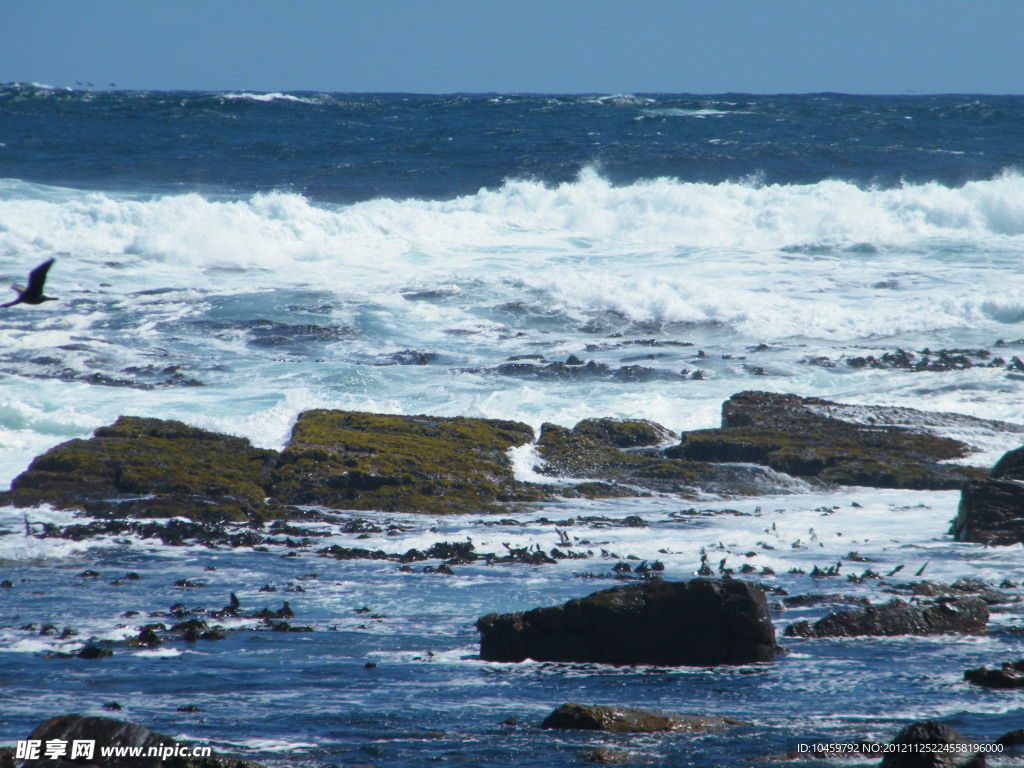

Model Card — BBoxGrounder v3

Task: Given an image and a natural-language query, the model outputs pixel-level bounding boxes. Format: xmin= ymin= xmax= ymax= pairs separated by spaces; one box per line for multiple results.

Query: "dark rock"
xmin=992 ymin=445 xmax=1024 ymax=479
xmin=667 ymin=391 xmax=999 ymax=490
xmin=0 ymin=416 xmax=283 ymax=522
xmin=19 ymin=714 xmax=266 ymax=767
xmin=477 ymin=578 xmax=779 ymax=666
xmin=964 ymin=659 xmax=1024 ymax=688
xmin=269 ymin=410 xmax=549 ymax=514
xmin=951 ymin=477 xmax=1024 ymax=545
xmin=781 ymin=593 xmax=870 ymax=608
xmin=880 ymin=720 xmax=985 ymax=767
xmin=951 ymin=443 xmax=1024 ymax=545
xmin=579 ymin=747 xmax=635 ymax=764
xmin=541 ymin=702 xmax=740 ymax=733
xmin=784 ymin=598 xmax=988 ymax=638
xmin=132 ymin=627 xmax=163 ymax=647
xmin=996 ymin=729 xmax=1024 ymax=746
xmin=76 ymin=644 xmax=113 ymax=659
xmin=894 ymin=579 xmax=1010 ymax=605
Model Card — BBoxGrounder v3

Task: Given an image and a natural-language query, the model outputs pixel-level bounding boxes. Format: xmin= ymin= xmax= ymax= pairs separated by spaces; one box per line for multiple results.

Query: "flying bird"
xmin=2 ymin=259 xmax=57 ymax=308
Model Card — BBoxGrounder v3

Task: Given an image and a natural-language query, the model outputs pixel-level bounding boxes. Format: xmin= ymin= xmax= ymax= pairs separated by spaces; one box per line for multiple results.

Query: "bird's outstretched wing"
xmin=24 ymin=259 xmax=55 ymax=299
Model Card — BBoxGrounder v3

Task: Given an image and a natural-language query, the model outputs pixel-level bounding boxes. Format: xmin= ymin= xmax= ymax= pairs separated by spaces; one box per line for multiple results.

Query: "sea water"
xmin=2 ymin=85 xmax=1024 ymax=765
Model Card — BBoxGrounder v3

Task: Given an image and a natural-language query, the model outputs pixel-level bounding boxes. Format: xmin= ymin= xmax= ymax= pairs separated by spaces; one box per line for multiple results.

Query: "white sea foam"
xmin=642 ymin=108 xmax=752 ymax=118
xmin=2 ymin=171 xmax=1024 ymax=485
xmin=214 ymin=738 xmax=317 ymax=753
xmin=220 ymin=92 xmax=320 ymax=105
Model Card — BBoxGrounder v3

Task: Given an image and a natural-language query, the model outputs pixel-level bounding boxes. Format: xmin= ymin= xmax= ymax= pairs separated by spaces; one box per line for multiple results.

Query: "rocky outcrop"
xmin=535 ymin=419 xmax=697 ymax=494
xmin=541 ymin=703 xmax=741 ymax=733
xmin=668 ymin=391 xmax=994 ymax=490
xmin=0 ymin=417 xmax=281 ymax=522
xmin=964 ymin=659 xmax=1024 ymax=688
xmin=18 ymin=714 xmax=265 ymax=768
xmin=534 ymin=417 xmax=799 ymax=497
xmin=476 ymin=578 xmax=779 ymax=666
xmin=4 ymin=394 xmax=1018 ymax=524
xmin=951 ymin=445 xmax=1024 ymax=545
xmin=784 ymin=597 xmax=988 ymax=638
xmin=0 ymin=411 xmax=554 ymax=519
xmin=268 ymin=410 xmax=549 ymax=514
xmin=880 ymin=720 xmax=985 ymax=768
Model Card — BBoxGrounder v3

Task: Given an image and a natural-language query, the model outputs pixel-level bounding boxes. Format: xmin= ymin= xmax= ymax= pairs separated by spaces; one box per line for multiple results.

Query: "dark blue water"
xmin=3 ymin=85 xmax=1023 ymax=202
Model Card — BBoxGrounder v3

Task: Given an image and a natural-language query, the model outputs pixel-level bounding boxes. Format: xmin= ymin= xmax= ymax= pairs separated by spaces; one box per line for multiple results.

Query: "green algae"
xmin=268 ymin=410 xmax=550 ymax=514
xmin=2 ymin=393 xmax=998 ymax=526
xmin=536 ymin=420 xmax=699 ymax=494
xmin=668 ymin=391 xmax=985 ymax=490
xmin=1 ymin=416 xmax=281 ymax=522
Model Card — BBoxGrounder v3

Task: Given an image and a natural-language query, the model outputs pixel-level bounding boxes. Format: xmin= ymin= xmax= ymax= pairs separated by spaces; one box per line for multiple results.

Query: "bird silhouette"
xmin=2 ymin=259 xmax=57 ymax=308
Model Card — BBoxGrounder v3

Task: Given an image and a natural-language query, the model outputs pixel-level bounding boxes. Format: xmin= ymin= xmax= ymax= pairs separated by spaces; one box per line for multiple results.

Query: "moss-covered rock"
xmin=570 ymin=418 xmax=676 ymax=449
xmin=0 ymin=417 xmax=281 ymax=522
xmin=268 ymin=410 xmax=549 ymax=514
xmin=535 ymin=420 xmax=699 ymax=494
xmin=668 ymin=391 xmax=988 ymax=490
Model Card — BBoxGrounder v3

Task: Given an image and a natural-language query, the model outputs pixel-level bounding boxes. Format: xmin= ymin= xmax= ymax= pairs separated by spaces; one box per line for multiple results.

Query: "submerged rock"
xmin=476 ymin=578 xmax=779 ymax=666
xmin=541 ymin=703 xmax=741 ymax=733
xmin=19 ymin=714 xmax=265 ymax=767
xmin=578 ymin=746 xmax=637 ymax=764
xmin=269 ymin=410 xmax=550 ymax=514
xmin=668 ymin=391 xmax=995 ymax=490
xmin=0 ymin=417 xmax=281 ymax=522
xmin=880 ymin=720 xmax=985 ymax=768
xmin=951 ymin=445 xmax=1024 ymax=545
xmin=784 ymin=597 xmax=988 ymax=638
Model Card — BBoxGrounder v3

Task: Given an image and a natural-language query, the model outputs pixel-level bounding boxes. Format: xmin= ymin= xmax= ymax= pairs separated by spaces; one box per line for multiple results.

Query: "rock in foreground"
xmin=18 ymin=714 xmax=264 ymax=768
xmin=541 ymin=703 xmax=741 ymax=733
xmin=784 ymin=598 xmax=988 ymax=638
xmin=880 ymin=720 xmax=985 ymax=768
xmin=477 ymin=579 xmax=779 ymax=666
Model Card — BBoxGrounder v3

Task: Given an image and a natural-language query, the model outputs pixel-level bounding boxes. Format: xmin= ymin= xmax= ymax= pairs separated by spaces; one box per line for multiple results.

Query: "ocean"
xmin=2 ymin=83 xmax=1024 ymax=766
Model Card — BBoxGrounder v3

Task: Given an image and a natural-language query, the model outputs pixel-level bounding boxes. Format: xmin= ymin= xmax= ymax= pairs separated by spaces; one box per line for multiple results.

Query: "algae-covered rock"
xmin=570 ymin=418 xmax=676 ymax=449
xmin=668 ymin=391 xmax=991 ymax=490
xmin=0 ymin=417 xmax=280 ymax=522
xmin=536 ymin=420 xmax=698 ymax=494
xmin=269 ymin=410 xmax=549 ymax=514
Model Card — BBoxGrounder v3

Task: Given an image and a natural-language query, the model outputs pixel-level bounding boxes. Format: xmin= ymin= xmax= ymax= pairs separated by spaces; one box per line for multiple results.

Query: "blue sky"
xmin=4 ymin=1 xmax=1023 ymax=94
